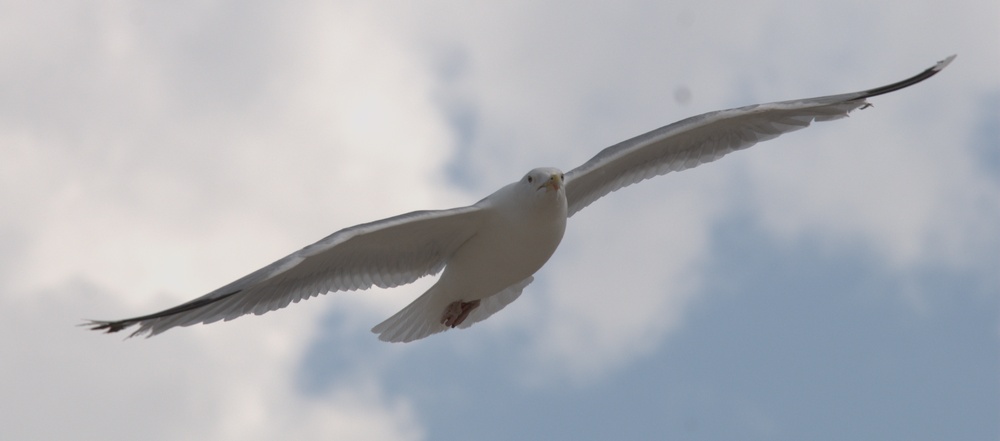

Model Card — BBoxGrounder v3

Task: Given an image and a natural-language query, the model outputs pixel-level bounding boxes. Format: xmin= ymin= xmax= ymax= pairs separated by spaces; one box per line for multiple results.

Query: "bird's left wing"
xmin=87 ymin=205 xmax=486 ymax=337
xmin=564 ymin=55 xmax=955 ymax=217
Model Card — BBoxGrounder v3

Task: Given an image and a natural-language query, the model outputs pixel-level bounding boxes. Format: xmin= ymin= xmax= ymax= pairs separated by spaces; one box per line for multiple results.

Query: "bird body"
xmin=438 ymin=170 xmax=567 ymax=304
xmin=87 ymin=56 xmax=955 ymax=343
xmin=372 ymin=169 xmax=567 ymax=341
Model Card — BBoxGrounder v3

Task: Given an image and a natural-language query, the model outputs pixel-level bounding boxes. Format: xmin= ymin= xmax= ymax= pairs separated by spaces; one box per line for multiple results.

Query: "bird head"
xmin=524 ymin=168 xmax=564 ymax=193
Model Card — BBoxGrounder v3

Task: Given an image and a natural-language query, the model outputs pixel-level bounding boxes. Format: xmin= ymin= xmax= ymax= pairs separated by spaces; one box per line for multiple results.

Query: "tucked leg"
xmin=441 ymin=300 xmax=481 ymax=328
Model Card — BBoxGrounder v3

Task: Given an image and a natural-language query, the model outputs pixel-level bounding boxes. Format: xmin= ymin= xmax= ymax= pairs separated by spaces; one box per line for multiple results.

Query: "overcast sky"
xmin=2 ymin=1 xmax=997 ymax=440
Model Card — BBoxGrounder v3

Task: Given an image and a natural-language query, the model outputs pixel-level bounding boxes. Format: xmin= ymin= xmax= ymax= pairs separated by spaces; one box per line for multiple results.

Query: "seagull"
xmin=87 ymin=56 xmax=955 ymax=343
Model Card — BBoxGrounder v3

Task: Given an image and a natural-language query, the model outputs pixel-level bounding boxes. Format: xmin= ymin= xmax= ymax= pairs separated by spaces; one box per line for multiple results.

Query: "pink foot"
xmin=441 ymin=300 xmax=481 ymax=328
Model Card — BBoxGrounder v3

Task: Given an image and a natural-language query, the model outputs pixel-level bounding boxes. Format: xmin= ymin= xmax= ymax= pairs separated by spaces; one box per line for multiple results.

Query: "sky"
xmin=1 ymin=1 xmax=997 ymax=440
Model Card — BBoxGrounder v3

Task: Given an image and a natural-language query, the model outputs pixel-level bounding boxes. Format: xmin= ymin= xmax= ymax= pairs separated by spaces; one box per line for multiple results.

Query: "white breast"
xmin=435 ymin=179 xmax=568 ymax=302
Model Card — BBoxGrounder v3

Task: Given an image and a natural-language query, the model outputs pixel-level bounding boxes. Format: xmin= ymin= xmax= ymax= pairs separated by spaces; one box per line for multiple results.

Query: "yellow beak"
xmin=541 ymin=173 xmax=562 ymax=192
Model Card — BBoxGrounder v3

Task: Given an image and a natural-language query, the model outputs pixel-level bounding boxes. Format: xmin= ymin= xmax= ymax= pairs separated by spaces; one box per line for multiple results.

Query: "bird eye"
xmin=560 ymin=173 xmax=564 ymax=181
xmin=527 ymin=176 xmax=533 ymax=183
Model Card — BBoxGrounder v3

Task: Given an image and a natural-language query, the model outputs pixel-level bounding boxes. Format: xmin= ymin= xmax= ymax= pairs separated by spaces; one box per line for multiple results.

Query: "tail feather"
xmin=456 ymin=276 xmax=532 ymax=329
xmin=371 ymin=288 xmax=449 ymax=343
xmin=371 ymin=276 xmax=534 ymax=343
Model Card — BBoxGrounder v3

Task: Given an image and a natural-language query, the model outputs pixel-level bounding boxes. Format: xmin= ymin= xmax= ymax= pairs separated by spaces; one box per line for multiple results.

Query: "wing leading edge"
xmin=564 ymin=55 xmax=955 ymax=217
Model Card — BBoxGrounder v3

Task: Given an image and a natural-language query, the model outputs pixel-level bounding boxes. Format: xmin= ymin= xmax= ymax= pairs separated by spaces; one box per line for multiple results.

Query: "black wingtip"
xmin=82 ymin=289 xmax=244 ymax=338
xmin=859 ymin=55 xmax=956 ymax=99
xmin=81 ymin=319 xmax=135 ymax=334
xmin=933 ymin=54 xmax=957 ymax=72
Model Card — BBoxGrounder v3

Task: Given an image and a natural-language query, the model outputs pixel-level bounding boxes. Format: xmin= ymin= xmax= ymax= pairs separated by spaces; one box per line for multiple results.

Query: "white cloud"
xmin=378 ymin=0 xmax=999 ymax=381
xmin=742 ymin=68 xmax=1000 ymax=272
xmin=527 ymin=172 xmax=728 ymax=382
xmin=2 ymin=1 xmax=997 ymax=438
xmin=0 ymin=280 xmax=422 ymax=441
xmin=0 ymin=1 xmax=459 ymax=439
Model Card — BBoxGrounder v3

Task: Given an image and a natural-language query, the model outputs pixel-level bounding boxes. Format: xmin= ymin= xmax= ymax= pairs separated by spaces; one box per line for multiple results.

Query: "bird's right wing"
xmin=87 ymin=205 xmax=487 ymax=337
xmin=564 ymin=55 xmax=955 ymax=217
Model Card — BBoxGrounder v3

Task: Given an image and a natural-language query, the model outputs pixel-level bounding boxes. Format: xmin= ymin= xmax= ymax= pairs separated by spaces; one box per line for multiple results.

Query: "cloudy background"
xmin=2 ymin=1 xmax=997 ymax=440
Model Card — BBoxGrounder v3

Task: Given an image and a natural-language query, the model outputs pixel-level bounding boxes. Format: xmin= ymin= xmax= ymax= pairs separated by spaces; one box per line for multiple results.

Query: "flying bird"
xmin=87 ymin=56 xmax=955 ymax=343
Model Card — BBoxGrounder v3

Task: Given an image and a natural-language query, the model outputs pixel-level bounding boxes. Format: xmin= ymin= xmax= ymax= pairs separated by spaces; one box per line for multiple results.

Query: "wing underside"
xmin=87 ymin=206 xmax=486 ymax=337
xmin=564 ymin=55 xmax=955 ymax=216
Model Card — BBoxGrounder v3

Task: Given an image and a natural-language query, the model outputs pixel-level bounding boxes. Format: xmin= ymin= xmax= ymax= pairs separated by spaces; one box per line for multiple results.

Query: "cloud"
xmin=1 ymin=279 xmax=422 ymax=441
xmin=0 ymin=1 xmax=459 ymax=439
xmin=315 ymin=1 xmax=995 ymax=437
xmin=384 ymin=0 xmax=998 ymax=382
xmin=3 ymin=1 xmax=997 ymax=439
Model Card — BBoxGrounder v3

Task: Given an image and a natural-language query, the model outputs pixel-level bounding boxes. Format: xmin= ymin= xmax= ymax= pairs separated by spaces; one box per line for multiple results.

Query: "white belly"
xmin=435 ymin=204 xmax=566 ymax=302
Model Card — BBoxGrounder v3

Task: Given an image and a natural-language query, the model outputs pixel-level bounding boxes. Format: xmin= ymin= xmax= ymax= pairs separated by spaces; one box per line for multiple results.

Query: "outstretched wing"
xmin=564 ymin=55 xmax=955 ymax=217
xmin=87 ymin=206 xmax=486 ymax=337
